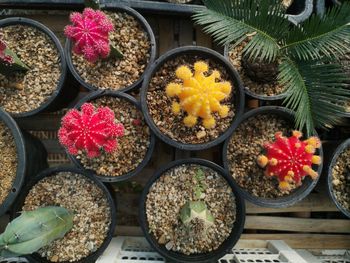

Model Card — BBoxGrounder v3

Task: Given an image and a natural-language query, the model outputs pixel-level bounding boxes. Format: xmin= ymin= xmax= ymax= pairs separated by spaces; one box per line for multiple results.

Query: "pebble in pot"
xmin=223 ymin=106 xmax=323 ymax=208
xmin=327 ymin=139 xmax=350 ymax=218
xmin=0 ymin=17 xmax=74 ymax=117
xmin=0 ymin=108 xmax=48 ymax=217
xmin=141 ymin=46 xmax=244 ymax=151
xmin=140 ymin=159 xmax=245 ymax=263
xmin=61 ymin=91 xmax=155 ymax=182
xmin=11 ymin=167 xmax=116 ymax=263
xmin=65 ymin=4 xmax=156 ymax=92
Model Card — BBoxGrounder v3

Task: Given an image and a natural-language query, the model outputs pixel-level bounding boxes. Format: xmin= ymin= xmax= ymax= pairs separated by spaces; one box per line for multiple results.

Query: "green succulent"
xmin=0 ymin=206 xmax=73 ymax=258
xmin=193 ymin=0 xmax=350 ymax=135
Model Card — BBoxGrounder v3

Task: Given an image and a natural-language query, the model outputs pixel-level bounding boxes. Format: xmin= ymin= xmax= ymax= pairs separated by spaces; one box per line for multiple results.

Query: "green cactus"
xmin=180 ymin=201 xmax=214 ymax=226
xmin=0 ymin=206 xmax=73 ymax=258
xmin=193 ymin=168 xmax=207 ymax=200
xmin=0 ymin=38 xmax=29 ymax=79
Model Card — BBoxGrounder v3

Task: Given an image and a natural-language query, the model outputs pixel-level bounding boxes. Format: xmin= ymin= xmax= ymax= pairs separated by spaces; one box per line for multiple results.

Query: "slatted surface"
xmin=0 ymin=8 xmax=349 ymax=251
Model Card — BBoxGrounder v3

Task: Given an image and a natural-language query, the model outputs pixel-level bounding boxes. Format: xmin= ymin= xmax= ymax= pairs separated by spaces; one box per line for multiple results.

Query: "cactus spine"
xmin=0 ymin=206 xmax=73 ymax=258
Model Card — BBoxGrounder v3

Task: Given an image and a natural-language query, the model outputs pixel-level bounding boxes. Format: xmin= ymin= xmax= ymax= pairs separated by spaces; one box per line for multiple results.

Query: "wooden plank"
xmin=16 ymin=114 xmax=63 ymax=131
xmin=158 ymin=17 xmax=176 ymax=55
xmin=178 ymin=19 xmax=193 ymax=46
xmin=115 ymin=225 xmax=143 ymax=236
xmin=245 ymin=193 xmax=338 ymax=213
xmin=195 ymin=25 xmax=212 ymax=48
xmin=245 ymin=216 xmax=350 ymax=233
xmin=241 ymin=234 xmax=350 ymax=249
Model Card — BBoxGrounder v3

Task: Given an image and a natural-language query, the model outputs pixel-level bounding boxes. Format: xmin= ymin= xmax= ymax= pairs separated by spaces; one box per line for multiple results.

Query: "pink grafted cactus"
xmin=0 ymin=39 xmax=13 ymax=64
xmin=64 ymin=8 xmax=115 ymax=63
xmin=58 ymin=103 xmax=124 ymax=158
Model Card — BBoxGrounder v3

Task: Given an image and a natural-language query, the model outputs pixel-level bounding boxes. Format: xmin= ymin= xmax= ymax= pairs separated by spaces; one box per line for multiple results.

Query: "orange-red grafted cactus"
xmin=64 ymin=8 xmax=117 ymax=63
xmin=58 ymin=103 xmax=124 ymax=158
xmin=257 ymin=131 xmax=322 ymax=192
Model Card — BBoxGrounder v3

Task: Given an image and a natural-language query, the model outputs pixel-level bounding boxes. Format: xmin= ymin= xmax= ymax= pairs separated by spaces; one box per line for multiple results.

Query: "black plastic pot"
xmin=68 ymin=90 xmax=156 ymax=182
xmin=222 ymin=106 xmax=323 ymax=208
xmin=223 ymin=45 xmax=289 ymax=101
xmin=65 ymin=4 xmax=156 ymax=93
xmin=0 ymin=17 xmax=79 ymax=118
xmin=139 ymin=158 xmax=246 ymax=263
xmin=326 ymin=139 xmax=350 ymax=218
xmin=141 ymin=46 xmax=245 ymax=151
xmin=0 ymin=108 xmax=48 ymax=217
xmin=10 ymin=166 xmax=117 ymax=263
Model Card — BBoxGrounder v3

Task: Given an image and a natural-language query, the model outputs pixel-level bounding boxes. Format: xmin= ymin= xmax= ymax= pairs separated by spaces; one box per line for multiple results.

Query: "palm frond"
xmin=193 ymin=0 xmax=290 ymax=62
xmin=284 ymin=2 xmax=350 ymax=60
xmin=280 ymin=57 xmax=350 ymax=135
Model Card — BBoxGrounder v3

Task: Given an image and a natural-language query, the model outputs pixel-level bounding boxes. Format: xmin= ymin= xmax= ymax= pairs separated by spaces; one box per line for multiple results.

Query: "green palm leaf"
xmin=280 ymin=57 xmax=350 ymax=135
xmin=284 ymin=2 xmax=350 ymax=60
xmin=193 ymin=0 xmax=290 ymax=62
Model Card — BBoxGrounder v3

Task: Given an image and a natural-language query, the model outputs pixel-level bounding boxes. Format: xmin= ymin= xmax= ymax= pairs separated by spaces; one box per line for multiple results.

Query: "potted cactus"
xmin=65 ymin=2 xmax=156 ymax=92
xmin=0 ymin=108 xmax=47 ymax=217
xmin=141 ymin=46 xmax=244 ymax=150
xmin=223 ymin=106 xmax=323 ymax=207
xmin=139 ymin=159 xmax=245 ymax=263
xmin=11 ymin=167 xmax=116 ymax=262
xmin=0 ymin=206 xmax=73 ymax=258
xmin=0 ymin=17 xmax=74 ymax=117
xmin=59 ymin=91 xmax=155 ymax=182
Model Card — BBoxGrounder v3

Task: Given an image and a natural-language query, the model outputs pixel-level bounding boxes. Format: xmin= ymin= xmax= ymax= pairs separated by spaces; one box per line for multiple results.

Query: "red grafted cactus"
xmin=58 ymin=103 xmax=124 ymax=158
xmin=257 ymin=131 xmax=322 ymax=192
xmin=64 ymin=8 xmax=121 ymax=63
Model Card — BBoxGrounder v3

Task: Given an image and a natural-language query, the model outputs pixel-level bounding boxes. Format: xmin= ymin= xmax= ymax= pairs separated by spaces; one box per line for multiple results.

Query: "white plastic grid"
xmin=297 ymin=249 xmax=350 ymax=263
xmin=96 ymin=237 xmax=309 ymax=263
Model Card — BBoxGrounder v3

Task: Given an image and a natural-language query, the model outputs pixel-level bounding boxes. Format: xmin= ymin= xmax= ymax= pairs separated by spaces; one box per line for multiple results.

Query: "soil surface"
xmin=72 ymin=11 xmax=151 ymax=90
xmin=146 ymin=164 xmax=236 ymax=255
xmin=331 ymin=147 xmax=350 ymax=213
xmin=0 ymin=121 xmax=17 ymax=205
xmin=23 ymin=172 xmax=111 ymax=262
xmin=0 ymin=25 xmax=61 ymax=114
xmin=76 ymin=96 xmax=151 ymax=177
xmin=147 ymin=55 xmax=236 ymax=145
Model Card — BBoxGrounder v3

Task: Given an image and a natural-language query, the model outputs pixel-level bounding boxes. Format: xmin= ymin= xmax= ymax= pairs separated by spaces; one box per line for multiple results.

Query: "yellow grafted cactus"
xmin=165 ymin=61 xmax=232 ymax=129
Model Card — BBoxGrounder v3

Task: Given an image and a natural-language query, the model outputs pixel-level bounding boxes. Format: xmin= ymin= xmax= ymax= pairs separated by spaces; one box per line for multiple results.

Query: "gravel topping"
xmin=146 ymin=55 xmax=235 ymax=144
xmin=23 ymin=172 xmax=111 ymax=262
xmin=228 ymin=40 xmax=285 ymax=97
xmin=72 ymin=11 xmax=151 ymax=90
xmin=0 ymin=121 xmax=17 ymax=204
xmin=226 ymin=114 xmax=296 ymax=198
xmin=76 ymin=96 xmax=150 ymax=177
xmin=146 ymin=164 xmax=236 ymax=255
xmin=0 ymin=25 xmax=61 ymax=114
xmin=331 ymin=147 xmax=350 ymax=212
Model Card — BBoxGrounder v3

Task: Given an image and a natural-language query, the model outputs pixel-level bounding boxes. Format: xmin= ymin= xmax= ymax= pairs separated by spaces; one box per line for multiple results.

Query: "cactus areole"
xmin=0 ymin=206 xmax=73 ymax=258
xmin=257 ymin=131 xmax=322 ymax=192
xmin=58 ymin=103 xmax=125 ymax=158
xmin=65 ymin=8 xmax=123 ymax=63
